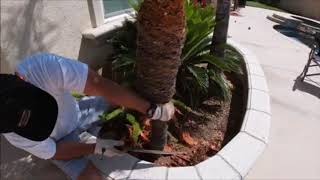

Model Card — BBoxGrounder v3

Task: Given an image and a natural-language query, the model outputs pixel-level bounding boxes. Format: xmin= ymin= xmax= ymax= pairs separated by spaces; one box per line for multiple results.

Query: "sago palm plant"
xmin=108 ymin=0 xmax=241 ymax=108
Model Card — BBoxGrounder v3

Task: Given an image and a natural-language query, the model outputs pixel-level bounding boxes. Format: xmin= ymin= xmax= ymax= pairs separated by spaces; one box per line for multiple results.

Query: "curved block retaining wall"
xmin=89 ymin=39 xmax=271 ymax=180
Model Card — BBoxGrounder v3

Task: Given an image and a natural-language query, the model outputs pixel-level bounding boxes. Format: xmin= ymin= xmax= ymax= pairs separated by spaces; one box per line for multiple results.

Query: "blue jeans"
xmin=51 ymin=96 xmax=109 ymax=180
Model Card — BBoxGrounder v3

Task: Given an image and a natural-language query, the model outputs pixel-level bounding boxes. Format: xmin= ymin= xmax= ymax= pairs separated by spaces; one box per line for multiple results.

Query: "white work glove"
xmin=94 ymin=138 xmax=125 ymax=157
xmin=151 ymin=102 xmax=175 ymax=122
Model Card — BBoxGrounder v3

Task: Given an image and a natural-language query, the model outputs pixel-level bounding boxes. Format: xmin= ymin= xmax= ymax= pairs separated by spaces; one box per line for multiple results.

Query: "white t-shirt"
xmin=3 ymin=53 xmax=88 ymax=160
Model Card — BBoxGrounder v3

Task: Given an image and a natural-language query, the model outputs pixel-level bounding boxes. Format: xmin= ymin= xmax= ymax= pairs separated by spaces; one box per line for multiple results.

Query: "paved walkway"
xmin=228 ymin=7 xmax=320 ymax=179
xmin=0 ymin=137 xmax=67 ymax=179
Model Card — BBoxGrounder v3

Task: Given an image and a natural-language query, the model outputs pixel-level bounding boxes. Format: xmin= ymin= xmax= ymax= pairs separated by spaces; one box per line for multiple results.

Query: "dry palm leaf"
xmin=181 ymin=132 xmax=198 ymax=147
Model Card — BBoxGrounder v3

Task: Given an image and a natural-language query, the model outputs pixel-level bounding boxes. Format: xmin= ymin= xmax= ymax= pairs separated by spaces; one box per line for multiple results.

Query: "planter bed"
xmin=89 ymin=39 xmax=271 ymax=180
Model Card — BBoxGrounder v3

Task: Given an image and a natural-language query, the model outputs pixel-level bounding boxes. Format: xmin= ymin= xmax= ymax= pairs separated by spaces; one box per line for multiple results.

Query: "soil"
xmin=154 ymin=98 xmax=230 ymax=166
xmin=151 ymin=72 xmax=247 ymax=167
xmin=99 ymin=72 xmax=247 ymax=167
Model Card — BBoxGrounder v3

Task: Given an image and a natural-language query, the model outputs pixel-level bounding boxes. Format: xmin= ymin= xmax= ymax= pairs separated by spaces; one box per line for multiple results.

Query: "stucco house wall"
xmin=1 ymin=0 xmax=112 ymax=74
xmin=278 ymin=0 xmax=320 ymax=21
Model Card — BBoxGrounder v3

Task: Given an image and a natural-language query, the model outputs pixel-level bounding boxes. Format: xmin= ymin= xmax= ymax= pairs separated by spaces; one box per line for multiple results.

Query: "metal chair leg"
xmin=301 ymin=48 xmax=316 ymax=82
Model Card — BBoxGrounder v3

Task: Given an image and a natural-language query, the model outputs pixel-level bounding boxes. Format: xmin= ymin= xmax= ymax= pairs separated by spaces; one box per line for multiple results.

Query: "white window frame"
xmin=87 ymin=0 xmax=105 ymax=28
xmin=84 ymin=0 xmax=134 ymax=39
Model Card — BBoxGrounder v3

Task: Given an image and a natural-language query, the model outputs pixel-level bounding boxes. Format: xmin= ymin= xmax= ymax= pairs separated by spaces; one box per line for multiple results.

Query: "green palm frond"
xmin=128 ymin=0 xmax=143 ymax=12
xmin=100 ymin=108 xmax=124 ymax=121
xmin=182 ymin=36 xmax=212 ymax=62
xmin=172 ymin=99 xmax=192 ymax=112
xmin=209 ymin=70 xmax=232 ymax=101
xmin=183 ymin=1 xmax=215 ymax=62
xmin=187 ymin=66 xmax=209 ymax=93
xmin=126 ymin=113 xmax=142 ymax=143
xmin=100 ymin=108 xmax=142 ymax=143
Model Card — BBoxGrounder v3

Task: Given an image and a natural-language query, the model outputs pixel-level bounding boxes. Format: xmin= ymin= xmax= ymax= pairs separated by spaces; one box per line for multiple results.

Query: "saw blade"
xmin=127 ymin=149 xmax=180 ymax=155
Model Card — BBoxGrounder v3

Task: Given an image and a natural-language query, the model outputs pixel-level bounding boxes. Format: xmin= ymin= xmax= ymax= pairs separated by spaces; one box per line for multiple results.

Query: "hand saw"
xmin=126 ymin=148 xmax=181 ymax=156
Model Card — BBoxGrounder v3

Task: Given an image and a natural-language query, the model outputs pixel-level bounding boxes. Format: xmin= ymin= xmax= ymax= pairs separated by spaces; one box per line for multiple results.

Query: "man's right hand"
xmin=94 ymin=139 xmax=125 ymax=157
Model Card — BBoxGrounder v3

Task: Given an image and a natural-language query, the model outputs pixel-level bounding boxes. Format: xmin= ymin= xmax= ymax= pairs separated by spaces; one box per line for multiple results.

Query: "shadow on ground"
xmin=293 ymin=76 xmax=320 ymax=99
xmin=0 ymin=136 xmax=67 ymax=180
xmin=273 ymin=25 xmax=315 ymax=48
xmin=291 ymin=16 xmax=320 ymax=29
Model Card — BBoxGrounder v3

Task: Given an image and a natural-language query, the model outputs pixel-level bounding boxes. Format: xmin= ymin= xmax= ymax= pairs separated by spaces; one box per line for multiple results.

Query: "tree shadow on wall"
xmin=1 ymin=0 xmax=58 ymax=73
xmin=78 ymin=36 xmax=114 ymax=72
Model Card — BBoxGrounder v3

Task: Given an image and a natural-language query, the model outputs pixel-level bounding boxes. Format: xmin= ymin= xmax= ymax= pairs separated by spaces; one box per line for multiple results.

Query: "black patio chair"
xmin=300 ymin=32 xmax=320 ymax=82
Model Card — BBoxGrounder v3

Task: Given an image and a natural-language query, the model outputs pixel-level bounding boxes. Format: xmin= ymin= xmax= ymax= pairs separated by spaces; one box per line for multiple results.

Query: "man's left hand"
xmin=151 ymin=102 xmax=175 ymax=122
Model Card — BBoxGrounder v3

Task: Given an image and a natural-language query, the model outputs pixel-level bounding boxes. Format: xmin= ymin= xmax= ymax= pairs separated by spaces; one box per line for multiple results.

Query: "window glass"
xmin=103 ymin=0 xmax=131 ymax=17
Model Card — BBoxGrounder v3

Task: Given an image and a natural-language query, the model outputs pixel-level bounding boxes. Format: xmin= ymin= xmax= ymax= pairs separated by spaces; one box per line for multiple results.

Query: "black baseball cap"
xmin=0 ymin=74 xmax=58 ymax=141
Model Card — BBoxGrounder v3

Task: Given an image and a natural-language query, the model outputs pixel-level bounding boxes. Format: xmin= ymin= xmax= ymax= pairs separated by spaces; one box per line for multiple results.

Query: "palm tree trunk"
xmin=233 ymin=0 xmax=239 ymax=11
xmin=136 ymin=0 xmax=186 ymax=150
xmin=212 ymin=0 xmax=231 ymax=58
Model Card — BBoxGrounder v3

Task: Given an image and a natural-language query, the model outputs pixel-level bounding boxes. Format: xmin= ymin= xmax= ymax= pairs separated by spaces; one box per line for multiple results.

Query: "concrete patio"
xmin=1 ymin=6 xmax=320 ymax=180
xmin=228 ymin=7 xmax=320 ymax=179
